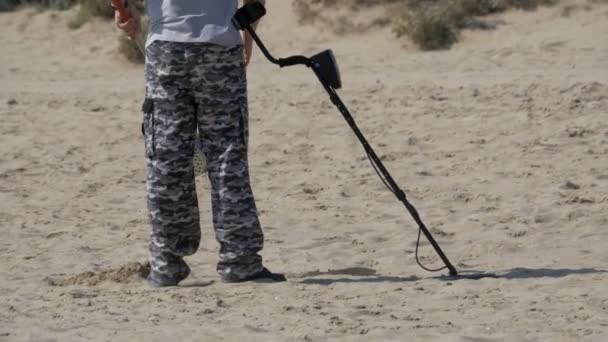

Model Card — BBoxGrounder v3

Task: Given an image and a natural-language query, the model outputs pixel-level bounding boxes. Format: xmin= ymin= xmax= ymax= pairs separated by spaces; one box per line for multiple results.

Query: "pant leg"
xmin=144 ymin=41 xmax=200 ymax=285
xmin=191 ymin=43 xmax=264 ymax=281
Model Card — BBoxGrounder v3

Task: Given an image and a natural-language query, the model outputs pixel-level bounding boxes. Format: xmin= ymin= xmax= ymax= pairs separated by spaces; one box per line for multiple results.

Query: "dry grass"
xmin=79 ymin=0 xmax=113 ymax=18
xmin=117 ymin=17 xmax=147 ymax=64
xmin=68 ymin=0 xmax=118 ymax=29
xmin=294 ymin=0 xmax=559 ymax=50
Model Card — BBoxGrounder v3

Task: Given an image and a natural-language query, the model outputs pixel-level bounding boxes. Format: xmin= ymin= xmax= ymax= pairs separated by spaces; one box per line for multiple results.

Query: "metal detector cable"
xmin=346 ymin=91 xmax=447 ymax=273
xmin=414 ymin=223 xmax=447 ymax=272
xmin=364 ymin=146 xmax=447 ymax=273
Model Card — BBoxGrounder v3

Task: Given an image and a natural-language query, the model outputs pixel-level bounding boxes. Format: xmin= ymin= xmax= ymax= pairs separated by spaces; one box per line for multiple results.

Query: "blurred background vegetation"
xmin=1 ymin=0 xmax=559 ymax=58
xmin=1 ymin=0 xmax=75 ymax=11
xmin=294 ymin=0 xmax=558 ymax=50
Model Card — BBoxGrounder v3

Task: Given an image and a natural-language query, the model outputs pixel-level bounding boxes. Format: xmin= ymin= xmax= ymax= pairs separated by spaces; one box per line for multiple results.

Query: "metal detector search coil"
xmin=234 ymin=1 xmax=458 ymax=276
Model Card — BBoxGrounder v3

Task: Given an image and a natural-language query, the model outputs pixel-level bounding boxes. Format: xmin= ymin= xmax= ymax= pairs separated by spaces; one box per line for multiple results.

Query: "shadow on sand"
xmin=298 ymin=267 xmax=608 ymax=285
xmin=297 ymin=267 xmax=420 ymax=285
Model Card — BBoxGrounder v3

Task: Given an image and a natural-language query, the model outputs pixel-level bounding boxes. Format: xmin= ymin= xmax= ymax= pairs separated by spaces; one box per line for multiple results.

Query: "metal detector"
xmin=234 ymin=2 xmax=458 ymax=276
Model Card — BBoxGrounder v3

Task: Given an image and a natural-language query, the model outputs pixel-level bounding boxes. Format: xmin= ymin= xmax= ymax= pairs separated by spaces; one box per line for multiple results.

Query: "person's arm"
xmin=242 ymin=0 xmax=265 ymax=66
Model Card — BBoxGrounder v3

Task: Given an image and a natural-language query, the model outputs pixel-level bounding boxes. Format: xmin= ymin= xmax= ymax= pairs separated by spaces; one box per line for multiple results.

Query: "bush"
xmin=400 ymin=0 xmax=558 ymax=49
xmin=295 ymin=0 xmax=559 ymax=50
xmin=66 ymin=3 xmax=89 ymax=28
xmin=399 ymin=13 xmax=457 ymax=51
xmin=80 ymin=0 xmax=113 ymax=18
xmin=67 ymin=0 xmax=113 ymax=29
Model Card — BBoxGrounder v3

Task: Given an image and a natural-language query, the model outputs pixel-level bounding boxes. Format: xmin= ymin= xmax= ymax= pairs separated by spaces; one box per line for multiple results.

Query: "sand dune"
xmin=1 ymin=0 xmax=607 ymax=341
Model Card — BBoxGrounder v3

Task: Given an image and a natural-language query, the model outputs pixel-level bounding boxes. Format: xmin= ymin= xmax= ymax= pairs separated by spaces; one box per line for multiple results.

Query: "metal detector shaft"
xmin=310 ymin=68 xmax=458 ymax=277
xmin=244 ymin=24 xmax=457 ymax=277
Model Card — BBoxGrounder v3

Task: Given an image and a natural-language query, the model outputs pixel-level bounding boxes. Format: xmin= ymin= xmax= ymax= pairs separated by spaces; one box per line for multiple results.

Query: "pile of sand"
xmin=46 ymin=262 xmax=150 ymax=287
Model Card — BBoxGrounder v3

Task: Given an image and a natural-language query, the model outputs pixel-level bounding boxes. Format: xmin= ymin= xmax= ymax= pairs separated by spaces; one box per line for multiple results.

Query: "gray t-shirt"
xmin=146 ymin=0 xmax=242 ymax=47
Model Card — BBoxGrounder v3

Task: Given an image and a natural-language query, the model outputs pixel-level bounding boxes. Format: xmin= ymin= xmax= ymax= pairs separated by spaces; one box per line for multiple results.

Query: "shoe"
xmin=146 ymin=276 xmax=179 ymax=288
xmin=145 ymin=265 xmax=190 ymax=288
xmin=221 ymin=267 xmax=287 ymax=283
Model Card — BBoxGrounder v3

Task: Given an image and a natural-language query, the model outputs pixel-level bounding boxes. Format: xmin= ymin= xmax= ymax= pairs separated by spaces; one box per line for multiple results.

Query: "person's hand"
xmin=243 ymin=31 xmax=254 ymax=67
xmin=115 ymin=10 xmax=141 ymax=40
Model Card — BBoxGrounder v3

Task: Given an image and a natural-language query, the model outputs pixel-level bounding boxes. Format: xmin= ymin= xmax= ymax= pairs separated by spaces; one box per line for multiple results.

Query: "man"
xmin=115 ymin=0 xmax=285 ymax=287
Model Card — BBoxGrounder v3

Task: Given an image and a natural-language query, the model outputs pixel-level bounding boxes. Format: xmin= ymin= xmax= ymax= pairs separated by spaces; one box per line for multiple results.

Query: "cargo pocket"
xmin=142 ymin=98 xmax=155 ymax=158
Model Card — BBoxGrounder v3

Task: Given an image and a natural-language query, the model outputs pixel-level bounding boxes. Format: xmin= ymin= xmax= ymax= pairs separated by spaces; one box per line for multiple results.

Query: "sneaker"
xmin=221 ymin=267 xmax=287 ymax=283
xmin=145 ymin=265 xmax=191 ymax=288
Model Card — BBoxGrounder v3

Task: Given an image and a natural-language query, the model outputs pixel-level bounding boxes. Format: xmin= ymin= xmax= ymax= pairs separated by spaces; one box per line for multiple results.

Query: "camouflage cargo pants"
xmin=143 ymin=41 xmax=264 ymax=285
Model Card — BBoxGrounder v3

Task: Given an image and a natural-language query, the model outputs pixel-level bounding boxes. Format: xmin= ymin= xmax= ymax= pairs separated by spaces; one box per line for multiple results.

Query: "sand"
xmin=1 ymin=0 xmax=607 ymax=341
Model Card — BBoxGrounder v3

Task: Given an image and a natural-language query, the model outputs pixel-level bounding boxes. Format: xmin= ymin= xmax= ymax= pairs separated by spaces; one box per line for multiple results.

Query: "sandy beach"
xmin=1 ymin=0 xmax=608 ymax=340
